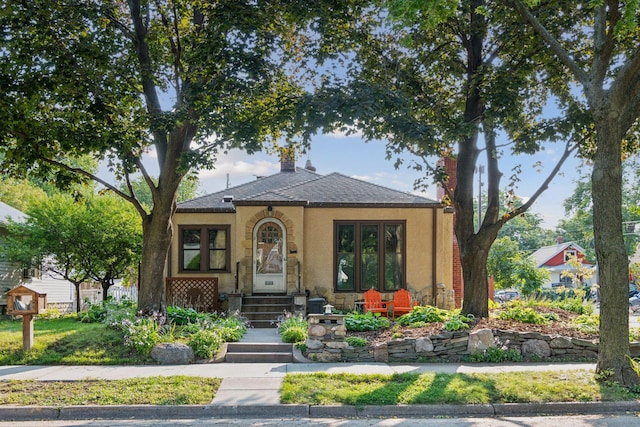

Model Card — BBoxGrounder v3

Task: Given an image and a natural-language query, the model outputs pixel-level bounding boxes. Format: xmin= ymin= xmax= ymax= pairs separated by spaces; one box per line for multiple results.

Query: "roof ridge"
xmin=177 ymin=167 xmax=319 ymax=206
xmin=233 ymin=168 xmax=323 ymax=201
xmin=326 ymin=172 xmax=436 ymax=202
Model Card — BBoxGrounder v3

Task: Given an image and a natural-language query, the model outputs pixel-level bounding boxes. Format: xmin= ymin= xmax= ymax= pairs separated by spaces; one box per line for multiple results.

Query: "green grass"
xmin=281 ymin=371 xmax=639 ymax=405
xmin=0 ymin=376 xmax=220 ymax=405
xmin=0 ymin=317 xmax=152 ymax=365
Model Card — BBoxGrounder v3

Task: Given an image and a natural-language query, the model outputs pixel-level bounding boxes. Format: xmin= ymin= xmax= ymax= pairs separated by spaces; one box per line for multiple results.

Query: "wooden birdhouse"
xmin=5 ymin=285 xmax=47 ymax=316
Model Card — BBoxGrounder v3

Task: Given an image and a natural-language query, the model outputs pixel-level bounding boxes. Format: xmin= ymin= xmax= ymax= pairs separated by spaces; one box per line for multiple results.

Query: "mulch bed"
xmin=347 ymin=307 xmax=599 ymax=347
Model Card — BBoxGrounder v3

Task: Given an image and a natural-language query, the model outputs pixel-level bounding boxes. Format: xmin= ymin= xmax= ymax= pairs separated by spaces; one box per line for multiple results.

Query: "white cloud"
xmin=325 ymin=126 xmax=364 ymax=139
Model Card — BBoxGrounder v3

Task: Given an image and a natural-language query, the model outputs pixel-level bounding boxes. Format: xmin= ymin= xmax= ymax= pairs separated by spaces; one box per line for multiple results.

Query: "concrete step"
xmin=225 ymin=342 xmax=293 ymax=363
xmin=227 ymin=343 xmax=291 ymax=353
xmin=246 ymin=319 xmax=278 ymax=328
xmin=242 ymin=304 xmax=293 ymax=313
xmin=224 ymin=351 xmax=293 ymax=363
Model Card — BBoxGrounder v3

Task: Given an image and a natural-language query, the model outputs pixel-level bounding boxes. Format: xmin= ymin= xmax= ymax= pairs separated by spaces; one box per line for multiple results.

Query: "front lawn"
xmin=0 ymin=317 xmax=151 ymax=365
xmin=0 ymin=299 xmax=247 ymax=365
xmin=0 ymin=376 xmax=220 ymax=405
xmin=281 ymin=371 xmax=640 ymax=405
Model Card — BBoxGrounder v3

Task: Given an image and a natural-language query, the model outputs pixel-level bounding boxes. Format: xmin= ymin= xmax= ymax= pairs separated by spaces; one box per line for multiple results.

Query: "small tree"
xmin=2 ymin=194 xmax=142 ymax=312
xmin=561 ymin=253 xmax=596 ymax=289
xmin=488 ymin=237 xmax=549 ymax=297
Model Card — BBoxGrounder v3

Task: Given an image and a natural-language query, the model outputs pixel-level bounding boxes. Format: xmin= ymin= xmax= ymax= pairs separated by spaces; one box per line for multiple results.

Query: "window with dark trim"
xmin=179 ymin=225 xmax=230 ymax=273
xmin=335 ymin=221 xmax=405 ymax=292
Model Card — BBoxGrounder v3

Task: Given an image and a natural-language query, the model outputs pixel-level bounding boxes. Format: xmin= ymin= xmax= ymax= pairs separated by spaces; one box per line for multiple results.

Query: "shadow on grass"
xmin=0 ymin=317 xmax=150 ymax=365
xmin=351 ymin=372 xmax=500 ymax=406
xmin=282 ymin=372 xmax=501 ymax=406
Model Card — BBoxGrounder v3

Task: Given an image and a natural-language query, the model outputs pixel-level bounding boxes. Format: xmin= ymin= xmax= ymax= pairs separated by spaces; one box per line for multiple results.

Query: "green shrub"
xmin=498 ymin=301 xmax=556 ymax=324
xmin=345 ymin=312 xmax=391 ymax=331
xmin=167 ymin=306 xmax=206 ymax=325
xmin=444 ymin=313 xmax=474 ymax=331
xmin=396 ymin=305 xmax=448 ymax=326
xmin=470 ymin=346 xmax=523 ymax=363
xmin=123 ymin=317 xmax=161 ymax=356
xmin=281 ymin=325 xmax=307 ymax=343
xmin=572 ymin=313 xmax=599 ymax=335
xmin=80 ymin=297 xmax=137 ymax=325
xmin=213 ymin=315 xmax=247 ymax=342
xmin=276 ymin=312 xmax=308 ymax=343
xmin=188 ymin=329 xmax=223 ymax=359
xmin=346 ymin=336 xmax=368 ymax=347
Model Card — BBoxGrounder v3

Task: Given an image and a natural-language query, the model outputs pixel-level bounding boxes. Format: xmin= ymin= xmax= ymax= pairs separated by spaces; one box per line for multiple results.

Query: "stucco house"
xmin=530 ymin=239 xmax=595 ymax=288
xmin=168 ymin=154 xmax=454 ymax=326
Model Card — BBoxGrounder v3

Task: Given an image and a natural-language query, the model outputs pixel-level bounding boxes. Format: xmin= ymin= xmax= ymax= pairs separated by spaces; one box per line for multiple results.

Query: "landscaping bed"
xmin=348 ymin=306 xmax=598 ymax=347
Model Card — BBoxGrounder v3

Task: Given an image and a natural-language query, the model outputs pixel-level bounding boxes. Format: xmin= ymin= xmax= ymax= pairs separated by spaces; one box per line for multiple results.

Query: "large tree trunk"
xmin=137 ymin=192 xmax=176 ymax=320
xmin=593 ymin=122 xmax=639 ymax=386
xmin=460 ymin=237 xmax=490 ymax=318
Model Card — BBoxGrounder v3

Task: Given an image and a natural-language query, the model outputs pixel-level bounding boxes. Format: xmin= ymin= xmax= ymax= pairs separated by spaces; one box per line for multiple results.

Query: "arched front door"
xmin=253 ymin=218 xmax=287 ymax=294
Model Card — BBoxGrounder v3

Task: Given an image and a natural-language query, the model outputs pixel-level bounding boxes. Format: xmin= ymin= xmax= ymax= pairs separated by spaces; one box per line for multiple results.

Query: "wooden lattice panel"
xmin=165 ymin=277 xmax=219 ymax=313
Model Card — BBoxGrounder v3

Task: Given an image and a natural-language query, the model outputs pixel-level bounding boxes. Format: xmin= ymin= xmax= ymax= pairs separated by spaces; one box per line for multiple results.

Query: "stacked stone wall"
xmin=305 ymin=319 xmax=640 ymax=362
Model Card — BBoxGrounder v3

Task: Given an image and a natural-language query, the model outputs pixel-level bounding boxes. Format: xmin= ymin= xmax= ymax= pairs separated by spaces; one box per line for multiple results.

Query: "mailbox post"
xmin=5 ymin=285 xmax=47 ymax=351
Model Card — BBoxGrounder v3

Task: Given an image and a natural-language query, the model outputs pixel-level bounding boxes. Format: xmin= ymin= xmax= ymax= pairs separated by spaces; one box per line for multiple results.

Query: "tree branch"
xmin=509 ymin=0 xmax=589 ymax=85
xmin=502 ymin=139 xmax=579 ymax=223
xmin=40 ymin=157 xmax=147 ymax=218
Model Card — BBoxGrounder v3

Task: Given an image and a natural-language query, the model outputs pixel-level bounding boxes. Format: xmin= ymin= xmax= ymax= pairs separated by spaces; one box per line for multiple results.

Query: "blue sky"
xmin=188 ymin=131 xmax=586 ymax=230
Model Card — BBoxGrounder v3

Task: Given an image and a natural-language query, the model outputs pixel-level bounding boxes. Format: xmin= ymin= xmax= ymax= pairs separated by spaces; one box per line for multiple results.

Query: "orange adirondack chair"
xmin=363 ymin=288 xmax=389 ymax=317
xmin=390 ymin=289 xmax=415 ymax=319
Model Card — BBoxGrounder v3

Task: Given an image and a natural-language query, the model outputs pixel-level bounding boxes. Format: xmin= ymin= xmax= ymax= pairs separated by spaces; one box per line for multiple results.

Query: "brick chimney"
xmin=280 ymin=147 xmax=296 ymax=172
xmin=438 ymin=157 xmax=463 ymax=309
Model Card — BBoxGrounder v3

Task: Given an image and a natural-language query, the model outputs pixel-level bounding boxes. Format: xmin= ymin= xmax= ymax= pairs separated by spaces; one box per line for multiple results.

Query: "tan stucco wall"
xmin=169 ymin=205 xmax=454 ymax=310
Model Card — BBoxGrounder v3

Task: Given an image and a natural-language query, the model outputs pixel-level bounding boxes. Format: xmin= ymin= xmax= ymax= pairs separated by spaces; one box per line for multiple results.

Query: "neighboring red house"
xmin=530 ymin=239 xmax=595 ymax=288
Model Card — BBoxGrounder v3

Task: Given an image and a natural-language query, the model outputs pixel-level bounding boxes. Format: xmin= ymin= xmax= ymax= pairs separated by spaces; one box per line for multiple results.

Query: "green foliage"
xmin=444 ymin=313 xmax=475 ymax=331
xmin=277 ymin=312 xmax=308 ymax=343
xmin=558 ymin=161 xmax=640 ymax=261
xmin=396 ymin=305 xmax=448 ymax=325
xmin=281 ymin=326 xmax=308 ymax=344
xmin=498 ymin=301 xmax=557 ymax=324
xmin=488 ymin=236 xmax=549 ymax=296
xmin=213 ymin=316 xmax=247 ymax=343
xmin=187 ymin=329 xmax=224 ymax=360
xmin=80 ymin=297 xmax=137 ymax=325
xmin=395 ymin=306 xmax=473 ymax=331
xmin=122 ymin=318 xmax=161 ymax=356
xmin=1 ymin=193 xmax=142 ymax=310
xmin=531 ymin=287 xmax=593 ymax=315
xmin=346 ymin=336 xmax=368 ymax=347
xmin=470 ymin=347 xmax=523 ymax=363
xmin=345 ymin=312 xmax=391 ymax=332
xmin=167 ymin=306 xmax=206 ymax=325
xmin=0 ymin=0 xmax=332 ymax=317
xmin=572 ymin=314 xmax=600 ymax=335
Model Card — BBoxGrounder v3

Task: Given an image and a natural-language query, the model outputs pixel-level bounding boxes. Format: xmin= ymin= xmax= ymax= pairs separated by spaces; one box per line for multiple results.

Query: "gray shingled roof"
xmin=177 ymin=167 xmax=439 ymax=212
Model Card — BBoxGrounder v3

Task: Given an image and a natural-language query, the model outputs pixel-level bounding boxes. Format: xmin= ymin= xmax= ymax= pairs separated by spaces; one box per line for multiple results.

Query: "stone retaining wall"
xmin=305 ymin=321 xmax=640 ymax=362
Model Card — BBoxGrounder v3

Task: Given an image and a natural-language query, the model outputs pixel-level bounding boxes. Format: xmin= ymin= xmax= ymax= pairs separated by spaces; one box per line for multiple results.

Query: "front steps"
xmin=241 ymin=295 xmax=294 ymax=328
xmin=224 ymin=342 xmax=293 ymax=363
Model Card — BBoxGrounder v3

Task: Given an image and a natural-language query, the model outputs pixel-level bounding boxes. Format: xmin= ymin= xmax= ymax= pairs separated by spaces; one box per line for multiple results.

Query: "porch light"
xmin=323 ymin=303 xmax=334 ymax=315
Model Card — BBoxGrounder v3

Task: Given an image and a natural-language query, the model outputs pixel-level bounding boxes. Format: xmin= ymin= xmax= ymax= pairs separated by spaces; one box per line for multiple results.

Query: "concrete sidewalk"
xmin=0 ymin=327 xmax=637 ymax=421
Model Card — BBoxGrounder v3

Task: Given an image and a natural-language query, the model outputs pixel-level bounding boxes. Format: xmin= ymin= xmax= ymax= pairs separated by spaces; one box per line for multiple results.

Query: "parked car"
xmin=494 ymin=289 xmax=520 ymax=303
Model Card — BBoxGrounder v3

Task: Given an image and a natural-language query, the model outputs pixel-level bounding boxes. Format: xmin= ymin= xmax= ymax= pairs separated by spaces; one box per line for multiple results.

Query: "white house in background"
xmin=530 ymin=239 xmax=596 ymax=288
xmin=0 ymin=201 xmax=75 ymax=315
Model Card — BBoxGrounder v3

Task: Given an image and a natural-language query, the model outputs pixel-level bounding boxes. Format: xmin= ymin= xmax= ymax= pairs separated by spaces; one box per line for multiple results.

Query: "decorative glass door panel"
xmin=253 ymin=219 xmax=286 ymax=293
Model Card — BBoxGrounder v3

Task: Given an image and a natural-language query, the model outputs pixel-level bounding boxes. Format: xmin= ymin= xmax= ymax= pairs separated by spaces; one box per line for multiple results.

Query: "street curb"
xmin=1 ymin=401 xmax=639 ymax=421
